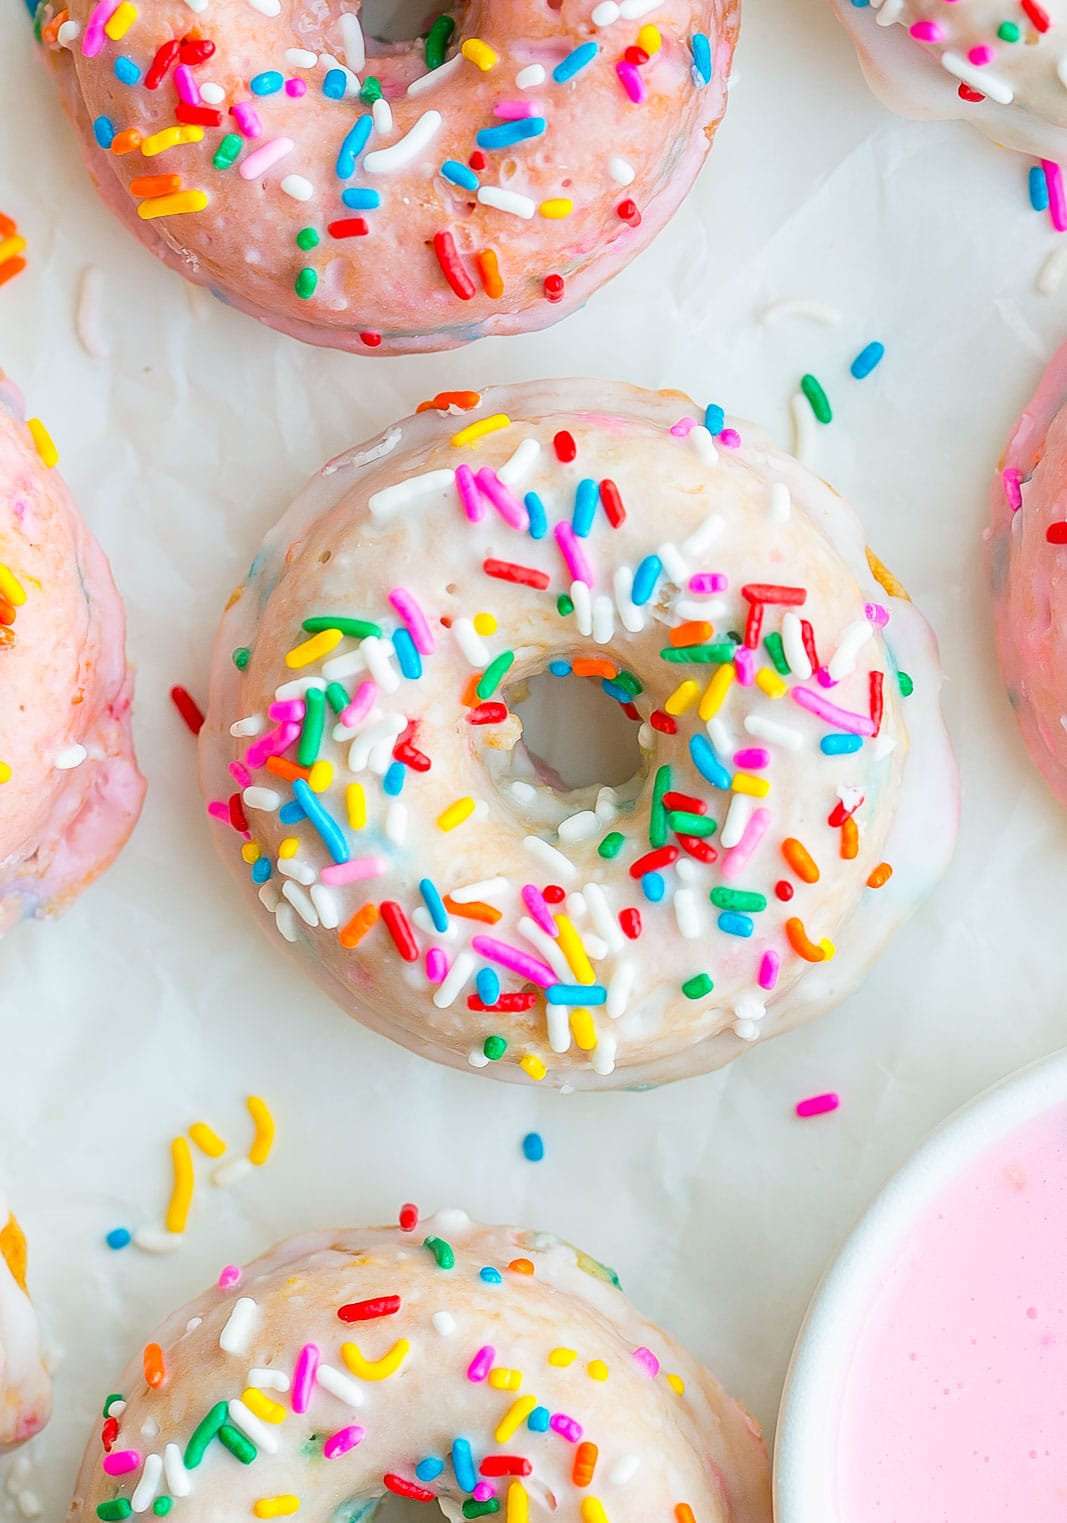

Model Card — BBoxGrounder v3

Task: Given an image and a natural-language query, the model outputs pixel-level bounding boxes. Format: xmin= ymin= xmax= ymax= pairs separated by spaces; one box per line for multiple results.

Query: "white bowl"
xmin=774 ymin=1047 xmax=1067 ymax=1522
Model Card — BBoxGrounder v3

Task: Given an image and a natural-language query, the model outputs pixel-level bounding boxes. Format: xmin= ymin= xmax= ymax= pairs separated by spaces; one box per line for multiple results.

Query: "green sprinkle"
xmin=102 ymin=1393 xmax=124 ymax=1418
xmin=659 ymin=643 xmax=735 ymax=663
xmin=613 ymin=670 xmax=642 ymax=696
xmin=710 ymin=887 xmax=767 ymax=912
xmin=97 ymin=1505 xmax=133 ymax=1521
xmin=212 ymin=132 xmax=242 ymax=170
xmin=557 ymin=593 xmax=574 ymax=617
xmin=232 ymin=646 xmax=251 ymax=671
xmin=325 ymin=681 xmax=349 ymax=715
xmin=668 ymin=811 xmax=717 ymax=838
xmin=425 ymin=14 xmax=456 ymax=70
xmin=681 ymin=973 xmax=714 ymax=1000
xmin=295 ymin=267 xmax=318 ymax=301
xmin=296 ymin=227 xmax=320 ymax=251
xmin=217 ymin=1424 xmax=257 ymax=1464
xmin=153 ymin=1501 xmax=173 ymax=1517
xmin=184 ymin=1401 xmax=229 ymax=1469
xmin=897 ymin=671 xmax=914 ymax=697
xmin=598 ymin=831 xmax=625 ymax=859
xmin=998 ymin=19 xmax=1020 ymax=40
xmin=649 ymin=765 xmax=671 ymax=849
xmin=764 ymin=631 xmax=790 ymax=675
xmin=424 ymin=1235 xmax=455 ymax=1269
xmin=360 ymin=75 xmax=383 ymax=102
xmin=297 ymin=684 xmax=326 ymax=767
xmin=483 ymin=1034 xmax=507 ymax=1061
xmin=476 ymin=651 xmax=514 ymax=701
xmin=800 ymin=373 xmax=832 ymax=425
xmin=462 ymin=1502 xmax=501 ymax=1519
xmin=302 ymin=615 xmax=382 ymax=638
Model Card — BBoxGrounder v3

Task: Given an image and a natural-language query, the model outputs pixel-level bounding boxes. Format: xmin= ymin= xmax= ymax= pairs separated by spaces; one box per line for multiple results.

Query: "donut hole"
xmin=358 ymin=0 xmax=455 ymax=47
xmin=510 ymin=669 xmax=643 ymax=792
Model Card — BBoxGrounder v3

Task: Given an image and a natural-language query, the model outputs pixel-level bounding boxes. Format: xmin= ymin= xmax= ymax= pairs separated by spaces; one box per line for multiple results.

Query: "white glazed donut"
xmin=199 ymin=379 xmax=959 ymax=1089
xmin=67 ymin=1210 xmax=771 ymax=1522
xmin=0 ymin=1193 xmax=50 ymax=1450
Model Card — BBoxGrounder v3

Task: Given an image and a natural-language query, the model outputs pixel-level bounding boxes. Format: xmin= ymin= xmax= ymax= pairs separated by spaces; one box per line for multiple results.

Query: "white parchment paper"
xmin=3 ymin=0 xmax=1067 ymax=1513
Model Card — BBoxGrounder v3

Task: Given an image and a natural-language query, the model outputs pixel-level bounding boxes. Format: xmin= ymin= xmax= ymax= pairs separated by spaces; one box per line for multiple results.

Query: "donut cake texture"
xmin=0 ymin=1193 xmax=50 ymax=1450
xmin=831 ymin=0 xmax=1067 ymax=159
xmin=35 ymin=0 xmax=739 ymax=356
xmin=67 ymin=1210 xmax=772 ymax=1522
xmin=200 ymin=380 xmax=959 ymax=1089
xmin=0 ymin=375 xmax=144 ymax=933
xmin=990 ymin=339 xmax=1067 ymax=805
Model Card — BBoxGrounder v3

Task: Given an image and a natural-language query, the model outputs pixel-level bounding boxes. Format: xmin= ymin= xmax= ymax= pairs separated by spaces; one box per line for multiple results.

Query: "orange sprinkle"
xmin=443 ymin=896 xmax=502 ymax=925
xmin=110 ymin=128 xmax=143 ymax=155
xmin=508 ymin=1258 xmax=534 ymax=1275
xmin=0 ymin=214 xmax=16 ymax=238
xmin=0 ymin=258 xmax=26 ymax=289
xmin=475 ymin=247 xmax=504 ymax=299
xmin=572 ymin=1443 xmax=598 ymax=1488
xmin=338 ymin=903 xmax=380 ymax=950
xmin=675 ymin=1507 xmax=697 ymax=1523
xmin=266 ymin=755 xmax=312 ymax=783
xmin=867 ymin=861 xmax=893 ymax=889
xmin=143 ymin=1343 xmax=166 ymax=1390
xmin=840 ymin=815 xmax=859 ymax=860
xmin=669 ymin=620 xmax=713 ymax=647
xmin=416 ymin=390 xmax=482 ymax=414
xmin=0 ymin=628 xmax=15 ymax=650
xmin=461 ymin=673 xmax=482 ymax=708
xmin=0 ymin=599 xmax=15 ymax=627
xmin=571 ymin=658 xmax=617 ymax=679
xmin=781 ymin=837 xmax=819 ymax=884
xmin=130 ymin=173 xmax=182 ymax=198
xmin=40 ymin=9 xmax=69 ymax=42
xmin=785 ymin=917 xmax=827 ymax=963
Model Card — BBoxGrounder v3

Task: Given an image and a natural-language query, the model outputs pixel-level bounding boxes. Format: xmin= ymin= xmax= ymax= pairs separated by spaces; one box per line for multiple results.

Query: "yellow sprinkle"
xmin=164 ymin=1136 xmax=194 ymax=1235
xmin=308 ymin=759 xmax=334 ymax=793
xmin=438 ymin=796 xmax=476 ymax=831
xmin=664 ymin=679 xmax=700 ymax=717
xmin=0 ymin=762 xmax=10 ymax=785
xmin=554 ymin=915 xmax=596 ymax=984
xmin=539 ymin=198 xmax=573 ymax=219
xmin=731 ymin=771 xmax=770 ymax=798
xmin=285 ymin=628 xmax=343 ymax=669
xmin=495 ymin=1395 xmax=537 ymax=1443
xmin=548 ymin=1348 xmax=577 ymax=1366
xmin=247 ymin=1095 xmax=275 ymax=1166
xmin=0 ymin=235 xmax=27 ymax=266
xmin=137 ymin=189 xmax=209 ymax=220
xmin=473 ymin=612 xmax=497 ymax=636
xmin=104 ymin=1 xmax=138 ymax=38
xmin=506 ymin=1481 xmax=529 ymax=1523
xmin=341 ymin=1338 xmax=410 ymax=1380
xmin=637 ymin=22 xmax=661 ymax=51
xmin=570 ymin=1009 xmax=597 ymax=1051
xmin=188 ymin=1122 xmax=227 ymax=1159
xmin=279 ymin=836 xmax=299 ymax=859
xmin=519 ymin=1054 xmax=546 ymax=1081
xmin=580 ymin=1500 xmax=609 ymax=1523
xmin=488 ymin=1367 xmax=522 ymax=1390
xmin=698 ymin=663 xmax=735 ymax=721
xmin=141 ymin=125 xmax=204 ymax=156
xmin=345 ymin=783 xmax=366 ymax=831
xmin=0 ymin=563 xmax=27 ymax=607
xmin=240 ymin=842 xmax=261 ymax=865
xmin=242 ymin=1388 xmax=287 ymax=1424
xmin=451 ymin=413 xmax=511 ymax=448
xmin=253 ymin=1499 xmax=300 ymax=1519
xmin=587 ymin=1359 xmax=608 ymax=1381
xmin=665 ymin=1372 xmax=685 ymax=1394
xmin=755 ymin=668 xmax=787 ymax=699
xmin=26 ymin=418 xmax=58 ymax=469
xmin=461 ymin=37 xmax=498 ymax=69
xmin=818 ymin=938 xmax=836 ymax=961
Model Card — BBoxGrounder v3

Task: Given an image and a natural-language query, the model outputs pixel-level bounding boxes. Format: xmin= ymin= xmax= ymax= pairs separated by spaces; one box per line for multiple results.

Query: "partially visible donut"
xmin=0 ymin=1192 xmax=50 ymax=1450
xmin=36 ymin=0 xmax=739 ymax=355
xmin=66 ymin=1210 xmax=771 ymax=1521
xmin=199 ymin=379 xmax=959 ymax=1088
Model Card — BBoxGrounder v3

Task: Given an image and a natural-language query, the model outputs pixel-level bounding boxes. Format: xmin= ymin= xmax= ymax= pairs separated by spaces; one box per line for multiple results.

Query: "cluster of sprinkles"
xmin=90 ymin=1209 xmax=708 ymax=1523
xmin=0 ymin=212 xmax=27 ymax=290
xmin=38 ymin=0 xmax=717 ymax=344
xmin=208 ymin=393 xmax=907 ymax=1077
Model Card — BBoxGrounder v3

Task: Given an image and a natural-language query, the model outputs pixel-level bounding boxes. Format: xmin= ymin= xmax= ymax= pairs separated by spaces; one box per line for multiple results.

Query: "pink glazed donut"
xmin=36 ymin=0 xmax=739 ymax=355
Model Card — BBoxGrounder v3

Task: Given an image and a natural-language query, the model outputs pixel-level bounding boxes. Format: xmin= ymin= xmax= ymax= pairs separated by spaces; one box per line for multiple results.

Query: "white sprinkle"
xmin=258 ymin=881 xmax=282 ymax=914
xmin=591 ymin=1031 xmax=616 ymax=1076
xmin=744 ymin=713 xmax=803 ymax=750
xmin=607 ymin=154 xmax=635 ymax=185
xmin=547 ymin=1004 xmax=572 ymax=1054
xmin=613 ymin=565 xmax=645 ymax=633
xmin=707 ymin=715 xmax=737 ymax=758
xmin=372 ymin=96 xmax=393 ymax=134
xmin=131 ymin=1453 xmax=162 ymax=1514
xmin=682 ymin=513 xmax=725 ymax=557
xmin=281 ymin=174 xmax=314 ymax=202
xmin=689 ymin=424 xmax=718 ymax=465
xmin=592 ymin=0 xmax=620 ymax=20
xmin=340 ymin=11 xmax=366 ymax=69
xmin=163 ymin=1445 xmax=191 ymax=1499
xmin=518 ymin=918 xmax=573 ymax=981
xmin=348 ymin=714 xmax=405 ymax=772
xmin=468 ymin=1047 xmax=491 ymax=1068
xmin=228 ymin=1399 xmax=280 ymax=1454
xmin=275 ymin=902 xmax=300 ymax=942
xmin=571 ymin=579 xmax=593 ymax=637
xmin=453 ymin=617 xmax=491 ymax=667
xmin=558 ymin=811 xmax=600 ymax=844
xmin=316 ymin=1364 xmax=365 ymax=1407
xmin=432 ymin=1311 xmax=457 ymax=1336
xmin=510 ymin=780 xmax=537 ymax=805
xmin=657 ymin=541 xmax=689 ymax=584
xmin=594 ymin=787 xmax=618 ymax=823
xmin=407 ymin=55 xmax=464 ymax=95
xmin=584 ymin=881 xmax=624 ymax=951
xmin=413 ymin=907 xmax=457 ymax=941
xmin=875 ymin=0 xmax=905 ymax=23
xmin=75 ymin=267 xmax=108 ymax=359
xmin=498 ymin=437 xmax=541 ymax=487
xmin=583 ymin=932 xmax=609 ymax=961
xmin=54 ymin=744 xmax=88 ymax=770
xmin=248 ymin=1368 xmax=290 ymax=1392
xmin=433 ymin=950 xmax=476 ymax=1008
xmin=827 ymin=619 xmax=873 ymax=680
xmin=369 ymin=468 xmax=455 ymax=518
xmin=606 ymin=960 xmax=635 ymax=1019
xmin=592 ymin=594 xmax=615 ymax=644
xmin=940 ymin=50 xmax=1013 ymax=103
xmin=274 ymin=675 xmax=326 ymax=701
xmin=213 ymin=1158 xmax=252 ymax=1190
xmin=248 ymin=0 xmax=281 ymax=12
xmin=720 ymin=794 xmax=754 ymax=849
xmin=219 ymin=1298 xmax=259 ymax=1355
xmin=619 ymin=0 xmax=661 ymax=16
xmin=760 ymin=298 xmax=842 ymax=327
xmin=57 ymin=17 xmax=81 ymax=44
xmin=230 ymin=715 xmax=265 ymax=737
xmin=362 ymin=634 xmax=400 ymax=693
xmin=277 ymin=859 xmax=315 ymax=885
xmin=200 ymin=82 xmax=225 ymax=105
xmin=450 ymin=876 xmax=508 ymax=903
xmin=16 ymin=1492 xmax=42 ymax=1519
xmin=674 ymin=889 xmax=703 ymax=940
xmin=325 ymin=655 xmax=369 ymax=688
xmin=243 ymin=786 xmax=281 ymax=812
xmin=1037 ymin=244 xmax=1067 ymax=296
xmin=385 ymin=801 xmax=408 ymax=845
xmin=477 ymin=185 xmax=536 ymax=219
xmin=790 ymin=390 xmax=815 ymax=467
xmin=734 ymin=1018 xmax=760 ymax=1042
xmin=365 ymin=110 xmax=442 ymax=173
xmin=286 ymin=48 xmax=318 ymax=67
xmin=523 ymin=835 xmax=580 ymax=881
xmin=781 ymin=610 xmax=813 ymax=680
xmin=132 ymin=1229 xmax=182 ymax=1255
xmin=282 ymin=881 xmax=319 ymax=927
xmin=310 ymin=884 xmax=341 ymax=929
xmin=769 ymin=481 xmax=792 ymax=523
xmin=516 ymin=64 xmax=546 ymax=88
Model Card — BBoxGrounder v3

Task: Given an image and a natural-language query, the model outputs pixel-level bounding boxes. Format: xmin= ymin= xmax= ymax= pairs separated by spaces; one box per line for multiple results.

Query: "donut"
xmin=67 ymin=1209 xmax=771 ymax=1521
xmin=831 ymin=0 xmax=1067 ymax=160
xmin=34 ymin=0 xmax=739 ymax=356
xmin=0 ymin=374 xmax=144 ymax=934
xmin=199 ymin=379 xmax=958 ymax=1088
xmin=989 ymin=339 xmax=1067 ymax=805
xmin=0 ymin=1192 xmax=50 ymax=1449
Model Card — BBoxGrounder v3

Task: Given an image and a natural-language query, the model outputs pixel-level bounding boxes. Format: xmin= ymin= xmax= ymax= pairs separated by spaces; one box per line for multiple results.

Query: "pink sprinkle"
xmin=473 ymin=1483 xmax=495 ymax=1502
xmin=340 ymin=680 xmax=378 ymax=731
xmin=493 ymin=100 xmax=538 ymax=118
xmin=245 ymin=720 xmax=301 ymax=769
xmin=475 ymin=467 xmax=529 ymax=531
xmin=734 ymin=646 xmax=755 ymax=686
xmin=320 ymin=856 xmax=389 ymax=886
xmin=689 ymin=572 xmax=727 ymax=593
xmin=616 ymin=60 xmax=646 ymax=103
xmin=815 ymin=665 xmax=836 ymax=689
xmin=455 ymin=463 xmax=486 ymax=523
xmin=718 ymin=428 xmax=742 ymax=449
xmin=796 ymin=1092 xmax=840 ymax=1119
xmin=967 ymin=44 xmax=994 ymax=65
xmin=467 ymin=1345 xmax=495 ymax=1382
xmin=173 ymin=64 xmax=200 ymax=105
xmin=389 ymin=587 xmax=437 ymax=654
xmin=734 ymin=747 xmax=769 ymax=770
xmin=1042 ymin=159 xmax=1067 ymax=232
xmin=670 ymin=416 xmax=698 ymax=437
xmin=269 ymin=700 xmax=306 ymax=723
xmin=791 ymin=685 xmax=876 ymax=736
xmin=632 ymin=1346 xmax=660 ymax=1378
xmin=291 ymin=1344 xmax=319 ymax=1415
xmin=231 ymin=101 xmax=263 ymax=138
xmin=81 ymin=0 xmax=118 ymax=56
xmin=758 ymin=950 xmax=780 ymax=991
xmin=550 ymin=1414 xmax=583 ymax=1443
xmin=721 ymin=807 xmax=772 ymax=882
xmin=207 ymin=800 xmax=230 ymax=823
xmin=910 ymin=20 xmax=942 ymax=40
xmin=554 ymin=521 xmax=595 ymax=587
xmin=864 ymin=602 xmax=890 ymax=626
xmin=285 ymin=78 xmax=307 ymax=97
xmin=522 ymin=883 xmax=558 ymax=937
xmin=228 ymin=760 xmax=253 ymax=788
xmin=426 ymin=947 xmax=448 ymax=983
xmin=218 ymin=1265 xmax=242 ymax=1289
xmin=324 ymin=1424 xmax=366 ymax=1459
xmin=471 ymin=936 xmax=555 ymax=988
xmin=240 ymin=136 xmax=295 ymax=181
xmin=102 ymin=1451 xmax=141 ymax=1477
xmin=1003 ymin=467 xmax=1023 ymax=512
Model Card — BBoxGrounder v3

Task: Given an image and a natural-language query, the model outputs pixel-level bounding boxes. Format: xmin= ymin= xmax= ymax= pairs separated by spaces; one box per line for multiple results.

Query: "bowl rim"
xmin=773 ymin=1046 xmax=1067 ymax=1521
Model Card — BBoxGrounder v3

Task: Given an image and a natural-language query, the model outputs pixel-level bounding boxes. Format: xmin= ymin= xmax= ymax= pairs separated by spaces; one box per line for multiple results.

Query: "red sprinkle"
xmin=1021 ymin=0 xmax=1050 ymax=30
xmin=957 ymin=83 xmax=984 ymax=102
xmin=398 ymin=1203 xmax=419 ymax=1231
xmin=228 ymin=792 xmax=248 ymax=834
xmin=675 ymin=833 xmax=717 ymax=864
xmin=432 ymin=230 xmax=476 ymax=301
xmin=617 ymin=198 xmax=641 ymax=226
xmin=649 ymin=710 xmax=677 ymax=734
xmin=171 ymin=685 xmax=204 ymax=734
xmin=101 ymin=1417 xmax=120 ymax=1452
xmin=775 ymin=880 xmax=794 ymax=902
xmin=144 ymin=39 xmax=180 ymax=89
xmin=380 ymin=901 xmax=419 ymax=963
xmin=328 ymin=217 xmax=369 ymax=239
xmin=664 ymin=791 xmax=705 ymax=813
xmin=176 ymin=104 xmax=222 ymax=126
xmin=554 ymin=430 xmax=577 ymax=463
xmin=483 ymin=558 xmax=551 ymax=590
xmin=800 ymin=618 xmax=819 ymax=674
xmin=624 ymin=45 xmax=649 ymax=64
xmin=467 ymin=992 xmax=538 ymax=1012
xmin=178 ymin=39 xmax=216 ymax=64
xmin=795 ymin=1092 xmax=840 ymax=1119
xmin=468 ymin=150 xmax=488 ymax=171
xmin=480 ymin=1457 xmax=533 ymax=1477
xmin=619 ymin=907 xmax=642 ymax=939
xmin=1046 ymin=522 xmax=1067 ymax=542
xmin=869 ymin=670 xmax=884 ymax=737
xmin=383 ymin=1475 xmax=436 ymax=1503
xmin=599 ymin=478 xmax=626 ymax=528
xmin=542 ymin=884 xmax=566 ymax=904
xmin=743 ymin=600 xmax=764 ymax=649
xmin=466 ymin=702 xmax=509 ymax=725
xmin=621 ymin=701 xmax=641 ymax=721
xmin=337 ymin=1295 xmax=402 ymax=1323
xmin=740 ymin=583 xmax=807 ymax=605
xmin=394 ymin=740 xmax=432 ymax=772
xmin=543 ymin=273 xmax=565 ymax=303
xmin=631 ymin=848 xmax=680 ymax=884
xmin=360 ymin=332 xmax=383 ymax=347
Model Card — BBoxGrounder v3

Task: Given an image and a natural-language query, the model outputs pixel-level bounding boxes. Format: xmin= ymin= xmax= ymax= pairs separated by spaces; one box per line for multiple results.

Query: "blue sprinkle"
xmin=642 ymin=871 xmax=666 ymax=903
xmin=689 ymin=733 xmax=731 ymax=790
xmin=415 ymin=1458 xmax=445 ymax=1483
xmin=451 ymin=1437 xmax=477 ymax=1493
xmin=572 ymin=477 xmax=598 ymax=538
xmin=250 ymin=70 xmax=284 ymax=96
xmin=479 ymin=1265 xmax=503 ymax=1283
xmin=547 ymin=983 xmax=606 ymax=1005
xmin=820 ymin=732 xmax=863 ymax=755
xmin=383 ymin=761 xmax=406 ymax=796
xmin=324 ymin=67 xmax=348 ymax=99
xmin=251 ymin=858 xmax=272 ymax=884
xmin=850 ymin=341 xmax=885 ymax=380
xmin=93 ymin=116 xmax=115 ymax=149
xmin=106 ymin=1227 xmax=132 ymax=1250
xmin=1030 ymin=164 xmax=1050 ymax=212
xmin=292 ymin=778 xmax=350 ymax=864
xmin=342 ymin=187 xmax=382 ymax=209
xmin=522 ymin=1131 xmax=545 ymax=1162
xmin=476 ymin=967 xmax=501 ymax=1006
xmin=525 ymin=490 xmax=548 ymax=540
xmin=336 ymin=114 xmax=373 ymax=178
xmin=278 ymin=800 xmax=306 ymax=825
xmin=717 ymin=911 xmax=754 ymax=938
xmin=690 ymin=32 xmax=712 ymax=86
xmin=392 ymin=626 xmax=423 ymax=679
xmin=476 ymin=117 xmax=547 ymax=150
xmin=602 ymin=678 xmax=630 ymax=704
xmin=441 ymin=159 xmax=479 ymax=190
xmin=419 ymin=878 xmax=449 ymax=933
xmin=528 ymin=1406 xmax=551 ymax=1432
xmin=553 ymin=40 xmax=598 ymax=82
xmin=704 ymin=403 xmax=725 ymax=435
xmin=549 ymin=659 xmax=572 ymax=677
xmin=114 ymin=56 xmax=140 ymax=85
xmin=632 ymin=553 xmax=662 ymax=606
